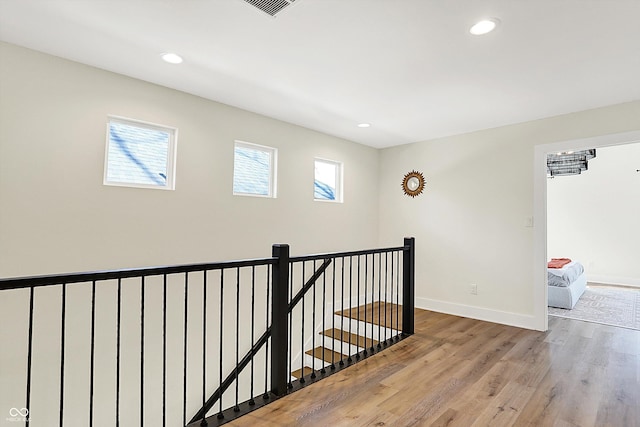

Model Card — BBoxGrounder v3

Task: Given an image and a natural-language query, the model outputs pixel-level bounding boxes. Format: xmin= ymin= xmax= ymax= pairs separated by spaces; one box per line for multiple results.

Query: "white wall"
xmin=378 ymin=101 xmax=640 ymax=330
xmin=547 ymin=142 xmax=640 ymax=287
xmin=0 ymin=41 xmax=383 ymax=426
xmin=2 ymin=41 xmax=640 ymax=332
xmin=0 ymin=41 xmax=381 ymax=278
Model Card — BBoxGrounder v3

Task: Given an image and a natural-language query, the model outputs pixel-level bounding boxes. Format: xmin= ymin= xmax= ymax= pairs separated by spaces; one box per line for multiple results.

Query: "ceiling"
xmin=1 ymin=0 xmax=639 ymax=148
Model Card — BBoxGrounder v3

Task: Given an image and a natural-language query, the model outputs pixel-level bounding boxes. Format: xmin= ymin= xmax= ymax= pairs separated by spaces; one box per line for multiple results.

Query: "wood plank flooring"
xmin=228 ymin=309 xmax=639 ymax=427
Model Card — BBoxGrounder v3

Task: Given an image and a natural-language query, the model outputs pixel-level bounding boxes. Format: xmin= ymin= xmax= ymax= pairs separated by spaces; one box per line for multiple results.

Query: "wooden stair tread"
xmin=305 ymin=346 xmax=347 ymax=364
xmin=321 ymin=328 xmax=377 ymax=348
xmin=336 ymin=302 xmax=403 ymax=329
xmin=290 ymin=366 xmax=314 ymax=379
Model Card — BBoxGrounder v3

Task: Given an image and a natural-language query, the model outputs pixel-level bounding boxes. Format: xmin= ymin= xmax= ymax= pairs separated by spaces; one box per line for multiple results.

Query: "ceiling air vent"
xmin=243 ymin=0 xmax=298 ymax=17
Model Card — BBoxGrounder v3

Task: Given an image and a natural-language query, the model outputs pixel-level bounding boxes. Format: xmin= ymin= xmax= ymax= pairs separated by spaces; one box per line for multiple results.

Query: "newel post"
xmin=270 ymin=244 xmax=290 ymax=397
xmin=402 ymin=237 xmax=415 ymax=335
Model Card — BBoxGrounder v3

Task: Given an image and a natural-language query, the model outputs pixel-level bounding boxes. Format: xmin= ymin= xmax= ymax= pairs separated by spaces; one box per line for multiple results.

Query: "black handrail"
xmin=0 ymin=257 xmax=275 ymax=290
xmin=289 ymin=245 xmax=405 ymax=263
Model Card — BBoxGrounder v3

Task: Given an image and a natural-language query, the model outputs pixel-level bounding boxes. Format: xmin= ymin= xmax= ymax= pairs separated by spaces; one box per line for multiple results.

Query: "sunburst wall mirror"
xmin=402 ymin=170 xmax=425 ymax=198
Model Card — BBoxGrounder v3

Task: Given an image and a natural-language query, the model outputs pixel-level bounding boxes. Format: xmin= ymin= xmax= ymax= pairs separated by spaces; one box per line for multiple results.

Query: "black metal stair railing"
xmin=192 ymin=237 xmax=415 ymax=426
xmin=0 ymin=238 xmax=414 ymax=427
xmin=0 ymin=258 xmax=276 ymax=427
xmin=186 ymin=255 xmax=333 ymax=423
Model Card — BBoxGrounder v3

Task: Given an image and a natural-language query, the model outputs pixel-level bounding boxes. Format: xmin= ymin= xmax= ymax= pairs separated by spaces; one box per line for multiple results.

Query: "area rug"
xmin=548 ymin=285 xmax=640 ymax=330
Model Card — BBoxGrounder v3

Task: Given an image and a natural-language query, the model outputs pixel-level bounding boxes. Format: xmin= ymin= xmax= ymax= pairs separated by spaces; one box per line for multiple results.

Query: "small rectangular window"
xmin=314 ymin=158 xmax=343 ymax=202
xmin=233 ymin=141 xmax=277 ymax=197
xmin=104 ymin=116 xmax=177 ymax=190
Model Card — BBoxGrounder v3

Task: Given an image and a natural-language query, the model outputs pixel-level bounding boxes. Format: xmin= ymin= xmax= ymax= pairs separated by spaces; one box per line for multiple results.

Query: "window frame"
xmin=103 ymin=115 xmax=177 ymax=190
xmin=314 ymin=157 xmax=343 ymax=203
xmin=233 ymin=140 xmax=278 ymax=198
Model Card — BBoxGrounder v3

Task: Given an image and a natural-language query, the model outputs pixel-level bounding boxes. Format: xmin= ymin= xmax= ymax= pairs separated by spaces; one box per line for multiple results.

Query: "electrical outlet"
xmin=470 ymin=284 xmax=477 ymax=295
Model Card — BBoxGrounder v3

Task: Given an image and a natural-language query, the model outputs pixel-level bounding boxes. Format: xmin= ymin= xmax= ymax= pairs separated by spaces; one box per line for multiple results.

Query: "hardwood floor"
xmin=228 ymin=308 xmax=639 ymax=427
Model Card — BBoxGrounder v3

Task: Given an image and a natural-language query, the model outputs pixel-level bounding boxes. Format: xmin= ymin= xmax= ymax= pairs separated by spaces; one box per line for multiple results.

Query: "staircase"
xmin=291 ymin=301 xmax=403 ymax=381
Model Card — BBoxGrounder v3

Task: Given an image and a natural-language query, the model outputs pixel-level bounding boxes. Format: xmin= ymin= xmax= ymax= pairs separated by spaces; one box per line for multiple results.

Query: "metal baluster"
xmin=140 ymin=277 xmax=145 ymax=427
xmin=234 ymin=267 xmax=240 ymax=412
xmin=311 ymin=260 xmax=316 ymax=379
xmin=363 ymin=255 xmax=367 ymax=356
xmin=202 ymin=271 xmax=208 ymax=426
xmin=264 ymin=264 xmax=270 ymax=399
xmin=340 ymin=256 xmax=345 ymax=365
xmin=390 ymin=252 xmax=394 ymax=343
xmin=384 ymin=252 xmax=388 ymax=346
xmin=162 ymin=275 xmax=167 ymax=427
xmin=59 ymin=283 xmax=66 ymax=427
xmin=25 ymin=287 xmax=34 ymax=427
xmin=396 ymin=251 xmax=400 ymax=341
xmin=369 ymin=254 xmax=376 ymax=353
xmin=320 ymin=262 xmax=326 ymax=375
xmin=299 ymin=262 xmax=305 ymax=384
xmin=249 ymin=266 xmax=256 ymax=405
xmin=331 ymin=258 xmax=336 ymax=369
xmin=378 ymin=254 xmax=382 ymax=350
xmin=288 ymin=263 xmax=293 ymax=388
xmin=347 ymin=257 xmax=353 ymax=362
xmin=116 ymin=279 xmax=121 ymax=427
xmin=371 ymin=254 xmax=375 ymax=353
xmin=356 ymin=256 xmax=361 ymax=360
xmin=90 ymin=280 xmax=96 ymax=427
xmin=218 ymin=270 xmax=224 ymax=419
xmin=182 ymin=273 xmax=189 ymax=426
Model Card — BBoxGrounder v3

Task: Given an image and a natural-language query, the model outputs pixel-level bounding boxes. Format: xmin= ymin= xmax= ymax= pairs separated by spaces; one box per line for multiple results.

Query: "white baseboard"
xmin=416 ymin=297 xmax=540 ymax=331
xmin=586 ymin=275 xmax=640 ymax=288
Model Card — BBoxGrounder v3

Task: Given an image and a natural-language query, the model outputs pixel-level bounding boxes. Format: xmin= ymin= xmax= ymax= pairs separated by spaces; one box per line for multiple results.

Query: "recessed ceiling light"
xmin=357 ymin=123 xmax=371 ymax=128
xmin=161 ymin=53 xmax=183 ymax=64
xmin=469 ymin=18 xmax=500 ymax=35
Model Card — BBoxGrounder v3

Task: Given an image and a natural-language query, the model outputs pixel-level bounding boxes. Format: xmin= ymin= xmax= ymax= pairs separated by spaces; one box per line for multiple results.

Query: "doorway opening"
xmin=532 ymin=130 xmax=640 ymax=331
